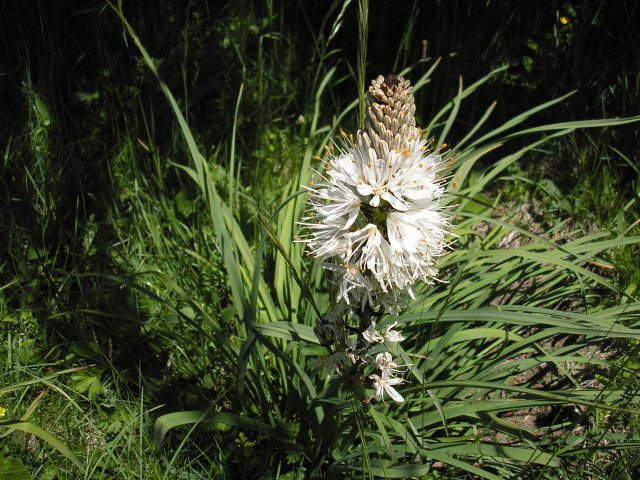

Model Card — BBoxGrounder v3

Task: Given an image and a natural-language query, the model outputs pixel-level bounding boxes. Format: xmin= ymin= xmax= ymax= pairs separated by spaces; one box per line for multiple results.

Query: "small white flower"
xmin=383 ymin=321 xmax=405 ymax=342
xmin=375 ymin=352 xmax=397 ymax=370
xmin=362 ymin=321 xmax=384 ymax=344
xmin=375 ymin=352 xmax=411 ymax=376
xmin=322 ymin=262 xmax=373 ymax=308
xmin=345 ymin=335 xmax=360 ymax=364
xmin=370 ymin=369 xmax=404 ymax=403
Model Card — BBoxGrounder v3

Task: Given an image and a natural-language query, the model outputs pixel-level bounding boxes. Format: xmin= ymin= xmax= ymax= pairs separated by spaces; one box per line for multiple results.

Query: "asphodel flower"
xmin=301 ymin=74 xmax=451 ymax=311
xmin=370 ymin=369 xmax=404 ymax=403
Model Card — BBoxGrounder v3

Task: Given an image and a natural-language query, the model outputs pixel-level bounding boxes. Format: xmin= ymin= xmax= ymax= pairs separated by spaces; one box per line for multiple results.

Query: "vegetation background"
xmin=1 ymin=0 xmax=639 ymax=478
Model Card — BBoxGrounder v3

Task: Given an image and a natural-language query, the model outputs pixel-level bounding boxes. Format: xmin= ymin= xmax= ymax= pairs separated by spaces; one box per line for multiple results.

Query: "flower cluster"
xmin=301 ymin=75 xmax=451 ymax=403
xmin=314 ymin=315 xmax=409 ymax=403
xmin=301 ymin=75 xmax=450 ymax=312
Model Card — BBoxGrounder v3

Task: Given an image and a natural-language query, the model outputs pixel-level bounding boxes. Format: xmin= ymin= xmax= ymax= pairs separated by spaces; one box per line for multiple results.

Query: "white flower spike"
xmin=306 ymin=74 xmax=455 ymax=407
xmin=301 ymin=74 xmax=451 ymax=311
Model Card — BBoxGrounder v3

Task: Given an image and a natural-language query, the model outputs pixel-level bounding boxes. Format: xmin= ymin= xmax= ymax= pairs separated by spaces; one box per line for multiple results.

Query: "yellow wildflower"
xmin=0 ymin=406 xmax=6 ymax=418
xmin=560 ymin=16 xmax=569 ymax=25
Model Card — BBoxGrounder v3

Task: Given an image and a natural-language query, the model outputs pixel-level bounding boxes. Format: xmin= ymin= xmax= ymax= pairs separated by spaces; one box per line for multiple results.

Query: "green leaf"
xmin=154 ymin=410 xmax=290 ymax=453
xmin=71 ymin=368 xmax=104 ymax=399
xmin=0 ymin=457 xmax=30 ymax=480
xmin=0 ymin=421 xmax=82 ymax=470
xmin=251 ymin=321 xmax=318 ymax=343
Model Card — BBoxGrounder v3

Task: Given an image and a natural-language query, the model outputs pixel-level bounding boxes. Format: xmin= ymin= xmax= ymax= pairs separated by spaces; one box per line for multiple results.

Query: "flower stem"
xmin=357 ymin=0 xmax=369 ymax=130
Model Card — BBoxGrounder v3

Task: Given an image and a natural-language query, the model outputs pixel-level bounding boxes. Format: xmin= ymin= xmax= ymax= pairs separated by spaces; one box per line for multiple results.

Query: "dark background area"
xmin=2 ymin=1 xmax=639 ymax=149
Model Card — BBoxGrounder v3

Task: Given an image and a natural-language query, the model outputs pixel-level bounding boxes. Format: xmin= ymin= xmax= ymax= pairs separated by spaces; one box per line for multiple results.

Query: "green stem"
xmin=357 ymin=0 xmax=369 ymax=130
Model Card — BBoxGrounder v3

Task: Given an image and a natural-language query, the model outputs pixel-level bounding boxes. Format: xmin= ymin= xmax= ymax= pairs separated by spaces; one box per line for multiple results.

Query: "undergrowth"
xmin=1 ymin=1 xmax=639 ymax=478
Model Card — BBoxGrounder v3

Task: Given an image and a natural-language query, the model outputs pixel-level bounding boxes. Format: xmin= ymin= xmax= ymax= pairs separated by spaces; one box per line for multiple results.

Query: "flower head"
xmin=305 ymin=75 xmax=454 ymax=407
xmin=370 ymin=369 xmax=404 ymax=403
xmin=375 ymin=352 xmax=397 ymax=370
xmin=382 ymin=321 xmax=404 ymax=342
xmin=300 ymin=75 xmax=451 ymax=311
xmin=0 ymin=406 xmax=6 ymax=418
xmin=362 ymin=320 xmax=384 ymax=344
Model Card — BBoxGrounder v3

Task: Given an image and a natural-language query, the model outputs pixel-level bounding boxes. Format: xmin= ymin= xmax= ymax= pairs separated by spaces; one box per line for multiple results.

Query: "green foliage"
xmin=0 ymin=457 xmax=30 ymax=480
xmin=1 ymin=0 xmax=639 ymax=478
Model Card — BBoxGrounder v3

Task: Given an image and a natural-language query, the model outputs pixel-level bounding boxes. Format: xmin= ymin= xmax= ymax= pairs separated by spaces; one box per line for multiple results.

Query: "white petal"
xmin=357 ymin=183 xmax=374 ymax=196
xmin=384 ymin=330 xmax=405 ymax=342
xmin=382 ymin=191 xmax=409 ymax=211
xmin=384 ymin=384 xmax=404 ymax=402
xmin=385 ymin=375 xmax=403 ymax=386
xmin=344 ymin=205 xmax=360 ymax=229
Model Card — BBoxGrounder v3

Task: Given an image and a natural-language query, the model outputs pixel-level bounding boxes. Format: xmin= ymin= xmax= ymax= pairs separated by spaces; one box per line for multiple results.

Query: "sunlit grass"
xmin=1 ymin=1 xmax=639 ymax=478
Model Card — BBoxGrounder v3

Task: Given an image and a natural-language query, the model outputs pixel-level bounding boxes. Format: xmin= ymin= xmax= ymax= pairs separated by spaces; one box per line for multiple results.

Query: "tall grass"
xmin=1 ymin=1 xmax=639 ymax=478
xmin=115 ymin=3 xmax=640 ymax=477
